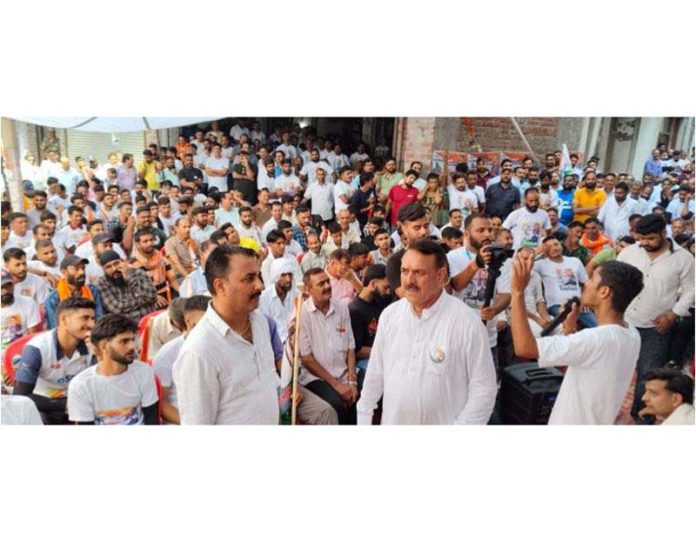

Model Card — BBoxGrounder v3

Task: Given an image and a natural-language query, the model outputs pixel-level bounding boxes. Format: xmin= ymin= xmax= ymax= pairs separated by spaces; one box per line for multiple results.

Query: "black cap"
xmin=98 ymin=250 xmax=122 ymax=267
xmin=60 ymin=255 xmax=89 ymax=270
xmin=92 ymin=233 xmax=113 ymax=245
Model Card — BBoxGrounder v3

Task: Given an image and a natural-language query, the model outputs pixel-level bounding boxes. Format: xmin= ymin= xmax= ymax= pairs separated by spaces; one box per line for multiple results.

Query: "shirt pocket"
xmin=333 ymin=326 xmax=351 ymax=353
xmin=424 ymin=341 xmax=448 ymax=375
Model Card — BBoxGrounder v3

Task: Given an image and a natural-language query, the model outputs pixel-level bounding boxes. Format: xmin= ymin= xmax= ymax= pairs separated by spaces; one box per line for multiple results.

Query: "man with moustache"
xmin=357 ymin=239 xmax=497 ymax=424
xmin=573 ymin=171 xmax=607 ymax=224
xmin=14 ymin=298 xmax=97 ymax=424
xmin=67 ymin=314 xmax=160 ymax=425
xmin=502 ymin=188 xmax=551 ymax=250
xmin=96 ymin=250 xmax=158 ymax=322
xmin=44 ymin=255 xmax=104 ymax=329
xmin=174 ymin=245 xmax=280 ymax=424
xmin=385 ymin=203 xmax=431 ymax=298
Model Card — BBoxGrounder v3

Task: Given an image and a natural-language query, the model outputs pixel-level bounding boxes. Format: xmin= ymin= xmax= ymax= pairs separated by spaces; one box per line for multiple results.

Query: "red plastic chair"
xmin=3 ymin=333 xmax=39 ymax=387
xmin=137 ymin=309 xmax=166 ymax=363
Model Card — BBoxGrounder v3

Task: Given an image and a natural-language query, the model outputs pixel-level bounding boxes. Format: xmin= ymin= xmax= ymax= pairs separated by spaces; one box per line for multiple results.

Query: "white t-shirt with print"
xmin=1 ymin=294 xmax=40 ymax=347
xmin=502 ymin=207 xmax=551 ymax=249
xmin=448 ymin=186 xmax=478 ymax=215
xmin=533 ymin=256 xmax=587 ymax=308
xmin=153 ymin=335 xmax=184 ymax=410
xmin=67 ymin=361 xmax=158 ymax=425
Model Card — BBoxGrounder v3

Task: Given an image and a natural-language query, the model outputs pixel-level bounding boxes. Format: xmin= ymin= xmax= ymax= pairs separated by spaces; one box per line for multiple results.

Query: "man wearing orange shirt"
xmin=572 ymin=171 xmax=606 ymax=224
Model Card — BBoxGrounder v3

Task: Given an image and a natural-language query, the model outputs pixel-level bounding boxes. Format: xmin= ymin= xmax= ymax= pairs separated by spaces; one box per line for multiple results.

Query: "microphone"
xmin=541 ymin=296 xmax=580 ymax=337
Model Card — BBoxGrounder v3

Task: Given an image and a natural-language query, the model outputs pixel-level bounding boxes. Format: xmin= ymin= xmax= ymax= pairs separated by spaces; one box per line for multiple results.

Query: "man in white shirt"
xmin=299 ymin=268 xmax=358 ymax=424
xmin=448 ymin=172 xmax=478 ymax=218
xmin=617 ymin=213 xmax=695 ymax=422
xmin=349 ymin=143 xmax=369 ymax=167
xmin=639 ymin=368 xmax=695 ymax=425
xmin=260 ymin=202 xmax=284 ymax=243
xmin=275 ymin=159 xmax=301 ymax=197
xmin=334 ymin=167 xmax=356 ymax=214
xmin=509 ymin=247 xmax=644 ymax=424
xmin=190 ymin=207 xmax=215 ymax=246
xmin=3 ymin=247 xmax=50 ymax=305
xmin=665 ymin=185 xmax=695 ymax=220
xmin=597 ymin=181 xmax=639 ymax=242
xmin=502 ymin=188 xmax=551 ymax=249
xmin=534 ymin=237 xmax=595 ymax=328
xmin=39 ymin=150 xmax=62 ymax=184
xmin=302 ymin=166 xmax=335 ymax=224
xmin=67 ymin=314 xmax=159 ymax=425
xmin=7 ymin=212 xmax=33 ymax=250
xmin=299 ymin=148 xmax=334 ymax=185
xmin=261 ymin=229 xmax=301 ymax=288
xmin=464 ymin=170 xmax=486 ymax=211
xmin=229 ymin=119 xmax=250 ymax=142
xmin=173 ymin=245 xmax=280 ymax=424
xmin=259 ymin=259 xmax=298 ymax=343
xmin=327 ymin=143 xmax=351 ymax=171
xmin=57 ymin=206 xmax=87 ymax=253
xmin=1 ymin=269 xmax=41 ymax=350
xmin=236 ymin=206 xmax=263 ymax=246
xmin=357 ymin=239 xmax=497 ymax=424
xmin=54 ymin=157 xmax=81 ymax=196
xmin=204 ymin=143 xmax=230 ymax=193
xmin=276 ymin=131 xmax=298 ymax=161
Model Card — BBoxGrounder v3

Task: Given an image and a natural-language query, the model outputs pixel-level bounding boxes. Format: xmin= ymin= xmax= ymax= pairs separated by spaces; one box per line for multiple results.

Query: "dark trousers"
xmin=305 ymin=380 xmax=356 ymax=425
xmin=632 ymin=326 xmax=673 ymax=420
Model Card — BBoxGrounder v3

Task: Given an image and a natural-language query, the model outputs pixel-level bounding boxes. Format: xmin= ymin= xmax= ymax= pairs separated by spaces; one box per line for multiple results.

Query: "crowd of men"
xmin=1 ymin=118 xmax=694 ymax=426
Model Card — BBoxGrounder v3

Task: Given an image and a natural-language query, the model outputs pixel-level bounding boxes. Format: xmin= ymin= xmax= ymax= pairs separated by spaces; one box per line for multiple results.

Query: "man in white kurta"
xmin=357 ymin=240 xmax=497 ymax=424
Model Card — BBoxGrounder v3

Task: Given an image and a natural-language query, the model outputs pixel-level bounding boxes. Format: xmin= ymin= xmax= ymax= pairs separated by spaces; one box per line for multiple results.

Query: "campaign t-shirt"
xmin=533 ymin=256 xmax=587 ymax=308
xmin=556 ymin=189 xmax=575 ymax=225
xmin=1 ymin=295 xmax=40 ymax=348
xmin=67 ymin=361 xmax=158 ymax=425
xmin=334 ymin=181 xmax=356 ymax=213
xmin=502 ymin=207 xmax=551 ymax=249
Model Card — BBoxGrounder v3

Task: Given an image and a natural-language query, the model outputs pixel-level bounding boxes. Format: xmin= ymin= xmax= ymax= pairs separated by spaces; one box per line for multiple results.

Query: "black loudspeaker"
xmin=500 ymin=362 xmax=564 ymax=425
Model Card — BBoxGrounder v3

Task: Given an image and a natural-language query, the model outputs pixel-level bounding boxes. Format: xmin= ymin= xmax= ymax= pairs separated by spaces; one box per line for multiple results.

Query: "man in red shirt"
xmin=386 ymin=169 xmax=419 ymax=227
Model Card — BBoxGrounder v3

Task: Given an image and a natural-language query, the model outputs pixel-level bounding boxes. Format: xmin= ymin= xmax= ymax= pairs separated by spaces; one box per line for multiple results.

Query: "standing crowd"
xmin=1 ymin=119 xmax=694 ymax=425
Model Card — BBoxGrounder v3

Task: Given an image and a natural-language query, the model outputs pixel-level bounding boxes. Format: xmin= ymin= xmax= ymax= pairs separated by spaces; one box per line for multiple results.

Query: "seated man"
xmin=96 ymin=250 xmax=158 ymax=322
xmin=299 ymin=268 xmax=358 ymax=425
xmin=325 ymin=248 xmax=363 ymax=302
xmin=44 ymin=255 xmax=104 ymax=329
xmin=67 ymin=314 xmax=159 ymax=425
xmin=178 ymin=240 xmax=214 ymax=298
xmin=13 ymin=298 xmax=97 ymax=424
xmin=639 ymin=368 xmax=695 ymax=425
xmin=146 ymin=298 xmax=185 ymax=359
xmin=259 ymin=259 xmax=299 ymax=343
xmin=580 ymin=217 xmax=613 ymax=257
xmin=129 ymin=228 xmax=179 ymax=306
xmin=153 ymin=295 xmax=210 ymax=424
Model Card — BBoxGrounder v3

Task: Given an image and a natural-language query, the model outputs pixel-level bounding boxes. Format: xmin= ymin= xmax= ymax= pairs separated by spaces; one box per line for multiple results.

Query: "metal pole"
xmin=509 ymin=117 xmax=540 ymax=165
xmin=1 ymin=117 xmax=26 ymax=211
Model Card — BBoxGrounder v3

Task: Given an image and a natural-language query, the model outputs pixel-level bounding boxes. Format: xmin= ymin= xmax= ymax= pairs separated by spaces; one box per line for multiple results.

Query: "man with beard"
xmin=597 ymin=181 xmax=639 ymax=242
xmin=44 ymin=255 xmax=104 ymax=329
xmin=174 ymin=245 xmax=280 ymax=424
xmin=237 ymin=206 xmax=263 ymax=246
xmin=502 ymin=188 xmax=551 ymax=249
xmin=357 ymin=240 xmax=497 ymax=424
xmin=130 ymin=228 xmax=178 ymax=306
xmin=96 ymin=250 xmax=158 ymax=322
xmin=385 ymin=203 xmax=431 ymax=298
xmin=573 ymin=171 xmax=607 ymax=223
xmin=14 ymin=298 xmax=97 ymax=424
xmin=448 ymin=172 xmax=479 ymax=220
xmin=27 ymin=239 xmax=62 ymax=286
xmin=448 ymin=214 xmax=511 ymax=371
xmin=123 ymin=205 xmax=167 ymax=254
xmin=2 ymin=248 xmax=50 ymax=304
xmin=538 ymin=171 xmax=560 ymax=211
xmin=617 ymin=214 xmax=695 ymax=423
xmin=259 ymin=259 xmax=299 ymax=344
xmin=190 ymin=206 xmax=216 ymax=246
xmin=67 ymin=314 xmax=159 ymax=425
xmin=556 ymin=174 xmax=576 ymax=225
xmin=299 ymin=147 xmax=334 ymax=185
xmin=1 ymin=270 xmax=41 ymax=354
xmin=348 ymin=264 xmax=392 ymax=391
xmin=178 ymin=153 xmax=205 ymax=193
xmin=26 ymin=191 xmax=49 ymax=229
xmin=377 ymin=157 xmax=404 ymax=203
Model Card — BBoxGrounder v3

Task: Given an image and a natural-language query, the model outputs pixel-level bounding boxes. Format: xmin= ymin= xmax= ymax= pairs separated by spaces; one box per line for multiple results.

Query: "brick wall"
xmin=397 ymin=117 xmax=436 ymax=171
xmin=458 ymin=117 xmax=561 ymax=157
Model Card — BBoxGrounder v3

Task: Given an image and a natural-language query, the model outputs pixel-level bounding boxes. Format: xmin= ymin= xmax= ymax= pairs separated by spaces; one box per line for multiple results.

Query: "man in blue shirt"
xmin=644 ymin=149 xmax=663 ymax=179
xmin=556 ymin=174 xmax=576 ymax=225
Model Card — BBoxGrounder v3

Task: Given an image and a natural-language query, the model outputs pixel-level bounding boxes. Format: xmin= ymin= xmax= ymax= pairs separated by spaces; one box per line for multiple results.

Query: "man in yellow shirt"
xmin=572 ymin=171 xmax=606 ymax=223
xmin=137 ymin=149 xmax=162 ymax=192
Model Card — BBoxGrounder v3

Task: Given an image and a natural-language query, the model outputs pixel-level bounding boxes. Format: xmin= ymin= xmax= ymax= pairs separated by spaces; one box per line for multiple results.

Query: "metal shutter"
xmin=64 ymin=129 xmax=146 ymax=163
